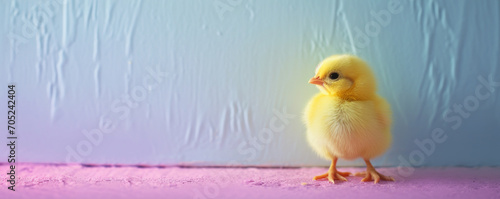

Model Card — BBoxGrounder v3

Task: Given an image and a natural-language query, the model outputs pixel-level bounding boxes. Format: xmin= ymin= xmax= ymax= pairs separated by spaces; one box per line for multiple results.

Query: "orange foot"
xmin=355 ymin=160 xmax=395 ymax=184
xmin=314 ymin=170 xmax=351 ymax=183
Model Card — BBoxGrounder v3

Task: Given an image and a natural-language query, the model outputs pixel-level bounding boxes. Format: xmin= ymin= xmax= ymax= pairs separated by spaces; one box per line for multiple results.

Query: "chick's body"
xmin=304 ymin=54 xmax=394 ymax=184
xmin=304 ymin=93 xmax=391 ymax=161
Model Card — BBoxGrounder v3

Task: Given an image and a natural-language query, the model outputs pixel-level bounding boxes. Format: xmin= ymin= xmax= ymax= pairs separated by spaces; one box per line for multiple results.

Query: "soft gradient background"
xmin=0 ymin=0 xmax=499 ymax=167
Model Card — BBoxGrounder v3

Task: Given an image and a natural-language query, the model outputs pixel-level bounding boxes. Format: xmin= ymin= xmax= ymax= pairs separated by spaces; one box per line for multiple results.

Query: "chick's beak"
xmin=308 ymin=76 xmax=324 ymax=86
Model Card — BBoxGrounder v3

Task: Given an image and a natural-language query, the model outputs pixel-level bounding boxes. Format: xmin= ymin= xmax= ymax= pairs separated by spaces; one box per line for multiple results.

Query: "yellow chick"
xmin=303 ymin=54 xmax=394 ymax=184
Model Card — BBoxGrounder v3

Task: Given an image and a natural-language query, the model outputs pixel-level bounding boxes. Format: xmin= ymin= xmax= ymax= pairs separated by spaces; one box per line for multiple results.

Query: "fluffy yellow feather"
xmin=303 ymin=54 xmax=394 ymax=184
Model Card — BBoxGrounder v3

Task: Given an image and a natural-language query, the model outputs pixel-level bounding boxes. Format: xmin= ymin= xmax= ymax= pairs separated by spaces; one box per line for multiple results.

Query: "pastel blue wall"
xmin=1 ymin=0 xmax=499 ymax=167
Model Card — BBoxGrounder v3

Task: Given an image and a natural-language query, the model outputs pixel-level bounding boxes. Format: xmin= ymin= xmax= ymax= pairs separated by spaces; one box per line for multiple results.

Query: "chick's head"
xmin=309 ymin=55 xmax=377 ymax=100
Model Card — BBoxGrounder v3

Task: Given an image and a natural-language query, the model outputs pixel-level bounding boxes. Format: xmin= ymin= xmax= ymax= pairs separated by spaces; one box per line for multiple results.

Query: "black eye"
xmin=329 ymin=72 xmax=339 ymax=80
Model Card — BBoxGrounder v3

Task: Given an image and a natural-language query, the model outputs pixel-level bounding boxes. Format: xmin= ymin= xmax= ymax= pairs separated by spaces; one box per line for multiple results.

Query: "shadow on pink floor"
xmin=1 ymin=164 xmax=499 ymax=199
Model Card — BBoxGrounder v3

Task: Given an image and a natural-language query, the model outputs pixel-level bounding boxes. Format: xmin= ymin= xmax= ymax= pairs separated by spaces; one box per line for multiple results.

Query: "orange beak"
xmin=308 ymin=76 xmax=324 ymax=86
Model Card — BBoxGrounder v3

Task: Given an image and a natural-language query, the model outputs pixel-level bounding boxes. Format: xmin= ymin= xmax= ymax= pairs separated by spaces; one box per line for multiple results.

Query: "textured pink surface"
xmin=1 ymin=164 xmax=499 ymax=199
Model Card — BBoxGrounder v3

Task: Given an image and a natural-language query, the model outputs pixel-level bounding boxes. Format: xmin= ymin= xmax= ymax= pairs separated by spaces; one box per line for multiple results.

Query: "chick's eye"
xmin=329 ymin=72 xmax=339 ymax=80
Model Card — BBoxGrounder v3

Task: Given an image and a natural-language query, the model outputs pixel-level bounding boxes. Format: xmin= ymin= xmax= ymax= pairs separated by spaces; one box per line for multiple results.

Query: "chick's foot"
xmin=356 ymin=159 xmax=395 ymax=184
xmin=354 ymin=169 xmax=394 ymax=184
xmin=313 ymin=170 xmax=351 ymax=183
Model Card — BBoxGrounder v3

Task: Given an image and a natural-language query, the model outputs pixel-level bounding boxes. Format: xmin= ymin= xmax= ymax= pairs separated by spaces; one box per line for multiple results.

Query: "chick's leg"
xmin=355 ymin=159 xmax=395 ymax=184
xmin=313 ymin=157 xmax=351 ymax=183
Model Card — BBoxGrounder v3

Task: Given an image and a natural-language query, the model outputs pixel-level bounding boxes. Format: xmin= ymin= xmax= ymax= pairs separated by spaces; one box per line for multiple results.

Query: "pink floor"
xmin=1 ymin=164 xmax=499 ymax=199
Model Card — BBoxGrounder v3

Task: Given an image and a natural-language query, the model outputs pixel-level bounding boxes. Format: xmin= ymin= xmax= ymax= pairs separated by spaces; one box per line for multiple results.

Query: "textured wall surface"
xmin=0 ymin=0 xmax=499 ymax=167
